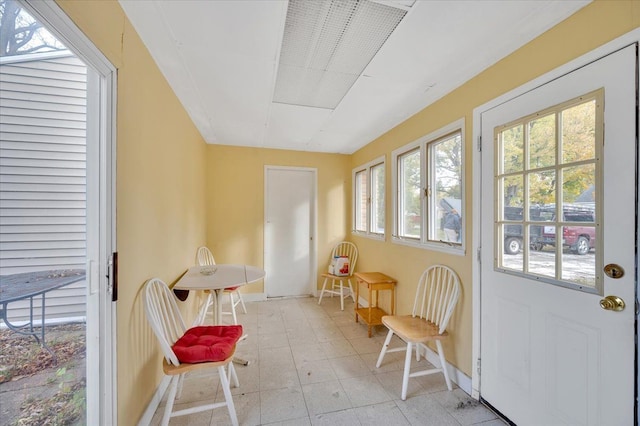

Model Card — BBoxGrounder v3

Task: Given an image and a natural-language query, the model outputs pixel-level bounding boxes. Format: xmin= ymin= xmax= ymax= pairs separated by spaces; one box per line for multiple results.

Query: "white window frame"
xmin=20 ymin=1 xmax=118 ymax=424
xmin=352 ymin=156 xmax=386 ymax=240
xmin=392 ymin=118 xmax=465 ymax=255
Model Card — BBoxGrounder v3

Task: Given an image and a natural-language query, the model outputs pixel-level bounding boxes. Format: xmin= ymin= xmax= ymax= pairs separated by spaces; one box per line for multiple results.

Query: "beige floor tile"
xmin=310 ymin=408 xmax=360 ymax=425
xmin=260 ymin=386 xmax=308 ymax=424
xmin=259 ymin=364 xmax=299 ymax=391
xmin=340 ymin=374 xmax=393 ymax=407
xmin=296 ymin=359 xmax=338 ymax=385
xmin=301 ymin=380 xmax=352 ymax=416
xmin=321 ymin=338 xmax=357 ymax=358
xmin=353 ymin=401 xmax=411 ymax=426
xmin=291 ymin=342 xmax=328 ymax=365
xmin=148 ymin=297 xmax=507 ymax=426
xmin=329 ymin=355 xmax=371 ymax=379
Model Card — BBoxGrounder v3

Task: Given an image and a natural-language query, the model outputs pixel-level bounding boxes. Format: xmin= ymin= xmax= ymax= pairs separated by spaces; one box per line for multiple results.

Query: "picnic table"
xmin=0 ymin=269 xmax=86 ymax=356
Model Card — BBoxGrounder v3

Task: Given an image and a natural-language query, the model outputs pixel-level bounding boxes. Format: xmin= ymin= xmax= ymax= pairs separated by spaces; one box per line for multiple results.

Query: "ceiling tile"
xmin=119 ymin=0 xmax=591 ymax=154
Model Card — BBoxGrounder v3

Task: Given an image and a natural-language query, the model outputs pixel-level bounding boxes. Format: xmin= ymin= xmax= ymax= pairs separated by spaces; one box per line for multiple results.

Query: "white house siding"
xmin=0 ymin=52 xmax=87 ymax=324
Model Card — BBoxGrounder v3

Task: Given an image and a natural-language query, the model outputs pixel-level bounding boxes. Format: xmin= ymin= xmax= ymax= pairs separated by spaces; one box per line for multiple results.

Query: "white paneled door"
xmin=264 ymin=167 xmax=316 ymax=298
xmin=480 ymin=45 xmax=636 ymax=425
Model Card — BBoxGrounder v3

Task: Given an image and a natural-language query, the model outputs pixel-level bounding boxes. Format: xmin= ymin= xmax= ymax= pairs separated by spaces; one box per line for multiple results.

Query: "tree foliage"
xmin=500 ymin=99 xmax=596 ymax=208
xmin=434 ymin=134 xmax=462 ymax=201
xmin=0 ymin=0 xmax=65 ymax=57
xmin=399 ymin=149 xmax=421 ymax=236
xmin=398 ymin=134 xmax=463 ymax=238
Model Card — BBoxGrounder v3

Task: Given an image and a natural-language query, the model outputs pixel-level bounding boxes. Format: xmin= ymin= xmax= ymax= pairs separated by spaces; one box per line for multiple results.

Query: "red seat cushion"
xmin=172 ymin=325 xmax=243 ymax=363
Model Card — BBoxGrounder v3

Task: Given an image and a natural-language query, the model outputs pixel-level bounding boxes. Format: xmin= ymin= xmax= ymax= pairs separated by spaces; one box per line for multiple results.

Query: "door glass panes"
xmin=528 ymin=224 xmax=554 ymax=278
xmin=500 ymin=224 xmax=523 ymax=271
xmin=354 ymin=170 xmax=367 ymax=232
xmin=562 ymin=225 xmax=596 ymax=284
xmin=528 ymin=113 xmax=555 ymax=169
xmin=398 ymin=149 xmax=421 ymax=238
xmin=370 ymin=163 xmax=385 ymax=234
xmin=501 ymin=124 xmax=523 ymax=174
xmin=529 ymin=170 xmax=556 ymax=205
xmin=562 ymin=100 xmax=596 ymax=163
xmin=0 ymin=2 xmax=90 ymax=424
xmin=499 ymin=176 xmax=523 ymax=270
xmin=502 ymin=175 xmax=523 ymax=210
xmin=496 ymin=91 xmax=601 ymax=292
xmin=562 ymin=164 xmax=595 ymax=204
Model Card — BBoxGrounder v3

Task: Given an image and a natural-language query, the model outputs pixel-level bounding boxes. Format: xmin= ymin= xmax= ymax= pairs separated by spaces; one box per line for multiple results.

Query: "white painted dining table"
xmin=173 ymin=264 xmax=265 ymax=325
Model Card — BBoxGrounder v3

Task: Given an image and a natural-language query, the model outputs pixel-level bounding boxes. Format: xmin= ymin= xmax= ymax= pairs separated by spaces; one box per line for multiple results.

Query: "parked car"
xmin=503 ymin=206 xmax=547 ymax=255
xmin=534 ymin=205 xmax=596 ymax=255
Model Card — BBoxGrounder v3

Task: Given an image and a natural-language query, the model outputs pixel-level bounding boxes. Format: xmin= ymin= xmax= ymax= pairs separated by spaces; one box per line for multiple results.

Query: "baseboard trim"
xmin=421 ymin=345 xmax=472 ymax=396
xmin=240 ymin=292 xmax=266 ymax=302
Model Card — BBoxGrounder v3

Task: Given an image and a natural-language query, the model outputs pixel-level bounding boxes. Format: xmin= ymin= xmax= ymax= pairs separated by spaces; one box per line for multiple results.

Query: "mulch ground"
xmin=0 ymin=323 xmax=86 ymax=425
xmin=0 ymin=323 xmax=84 ymax=383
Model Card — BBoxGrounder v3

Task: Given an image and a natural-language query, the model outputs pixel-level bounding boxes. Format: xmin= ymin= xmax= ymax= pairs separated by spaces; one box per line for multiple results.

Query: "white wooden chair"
xmin=376 ymin=264 xmax=461 ymax=400
xmin=195 ymin=246 xmax=247 ymax=325
xmin=144 ymin=278 xmax=241 ymax=426
xmin=317 ymin=241 xmax=358 ymax=310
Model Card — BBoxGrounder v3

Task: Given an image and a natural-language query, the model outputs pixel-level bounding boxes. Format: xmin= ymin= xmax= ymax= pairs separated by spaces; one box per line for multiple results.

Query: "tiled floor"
xmin=150 ymin=296 xmax=505 ymax=426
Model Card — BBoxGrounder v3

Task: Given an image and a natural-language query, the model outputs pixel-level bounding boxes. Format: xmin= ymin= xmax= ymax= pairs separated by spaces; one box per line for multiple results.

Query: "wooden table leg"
xmin=355 ymin=279 xmax=360 ymax=323
xmin=368 ymin=287 xmax=373 ymax=337
xmin=391 ymin=287 xmax=395 ymax=315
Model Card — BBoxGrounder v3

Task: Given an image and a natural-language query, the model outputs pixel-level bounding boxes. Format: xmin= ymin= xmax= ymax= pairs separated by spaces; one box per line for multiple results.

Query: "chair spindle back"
xmin=144 ymin=278 xmax=188 ymax=366
xmin=331 ymin=242 xmax=358 ymax=277
xmin=412 ymin=265 xmax=461 ymax=334
xmin=196 ymin=246 xmax=216 ymax=266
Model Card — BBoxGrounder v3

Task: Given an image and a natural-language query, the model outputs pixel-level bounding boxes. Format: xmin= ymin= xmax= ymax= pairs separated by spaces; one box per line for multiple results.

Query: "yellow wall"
xmin=53 ymin=0 xmax=639 ymax=424
xmin=206 ymin=145 xmax=351 ymax=294
xmin=350 ymin=0 xmax=639 ymax=376
xmin=57 ymin=1 xmax=208 ymax=424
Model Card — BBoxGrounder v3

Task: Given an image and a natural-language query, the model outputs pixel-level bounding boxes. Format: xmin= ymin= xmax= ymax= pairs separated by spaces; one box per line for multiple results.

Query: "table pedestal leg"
xmin=216 ymin=290 xmax=251 ymax=366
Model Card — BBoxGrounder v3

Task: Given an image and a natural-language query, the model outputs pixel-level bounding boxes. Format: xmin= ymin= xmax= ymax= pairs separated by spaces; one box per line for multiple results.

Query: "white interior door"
xmin=265 ymin=167 xmax=316 ymax=297
xmin=480 ymin=45 xmax=636 ymax=425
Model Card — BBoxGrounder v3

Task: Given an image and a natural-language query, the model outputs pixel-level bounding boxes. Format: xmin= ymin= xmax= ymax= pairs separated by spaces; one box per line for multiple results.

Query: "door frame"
xmin=20 ymin=1 xmax=118 ymax=424
xmin=264 ymin=166 xmax=318 ymax=298
xmin=471 ymin=28 xmax=640 ymax=406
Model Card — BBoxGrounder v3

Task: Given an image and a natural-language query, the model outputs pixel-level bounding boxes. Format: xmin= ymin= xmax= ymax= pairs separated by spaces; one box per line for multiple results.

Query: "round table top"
xmin=173 ymin=264 xmax=265 ymax=291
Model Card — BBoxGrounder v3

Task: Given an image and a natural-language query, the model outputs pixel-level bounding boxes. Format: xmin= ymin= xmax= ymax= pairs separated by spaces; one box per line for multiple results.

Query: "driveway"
xmin=502 ymin=248 xmax=596 ymax=287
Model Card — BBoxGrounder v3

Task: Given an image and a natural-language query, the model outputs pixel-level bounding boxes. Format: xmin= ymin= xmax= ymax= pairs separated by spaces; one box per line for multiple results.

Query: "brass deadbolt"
xmin=604 ymin=264 xmax=624 ymax=279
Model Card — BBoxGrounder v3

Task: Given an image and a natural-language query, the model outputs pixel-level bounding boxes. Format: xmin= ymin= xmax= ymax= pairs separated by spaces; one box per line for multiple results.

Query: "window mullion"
xmin=353 ymin=157 xmax=385 ymax=239
xmin=391 ymin=118 xmax=464 ymax=252
xmin=421 ymin=143 xmax=428 ymax=243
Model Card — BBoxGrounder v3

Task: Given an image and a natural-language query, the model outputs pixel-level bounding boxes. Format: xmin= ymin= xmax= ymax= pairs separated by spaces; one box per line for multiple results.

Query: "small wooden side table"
xmin=354 ymin=272 xmax=397 ymax=337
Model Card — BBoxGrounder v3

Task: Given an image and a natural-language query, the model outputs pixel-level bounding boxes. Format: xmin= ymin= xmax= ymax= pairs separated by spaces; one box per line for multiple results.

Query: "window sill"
xmin=352 ymin=231 xmax=385 ymax=242
xmin=392 ymin=236 xmax=465 ymax=256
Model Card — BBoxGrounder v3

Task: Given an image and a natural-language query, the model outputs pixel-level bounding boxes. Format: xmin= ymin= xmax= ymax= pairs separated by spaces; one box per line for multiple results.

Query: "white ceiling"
xmin=118 ymin=0 xmax=590 ymax=154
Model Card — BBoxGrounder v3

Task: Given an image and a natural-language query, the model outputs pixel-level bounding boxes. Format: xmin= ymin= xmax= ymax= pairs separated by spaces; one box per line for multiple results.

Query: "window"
xmin=496 ymin=91 xmax=601 ymax=292
xmin=392 ymin=119 xmax=464 ymax=253
xmin=353 ymin=157 xmax=385 ymax=239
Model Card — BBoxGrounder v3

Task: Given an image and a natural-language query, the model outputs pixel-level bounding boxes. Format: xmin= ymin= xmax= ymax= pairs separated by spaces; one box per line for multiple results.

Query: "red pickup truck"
xmin=535 ymin=208 xmax=596 ymax=255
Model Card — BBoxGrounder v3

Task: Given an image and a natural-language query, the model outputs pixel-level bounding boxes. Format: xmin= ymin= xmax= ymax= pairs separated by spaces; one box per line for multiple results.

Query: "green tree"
xmin=434 ymin=135 xmax=462 ymax=201
xmin=500 ymin=99 xmax=596 ymax=207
